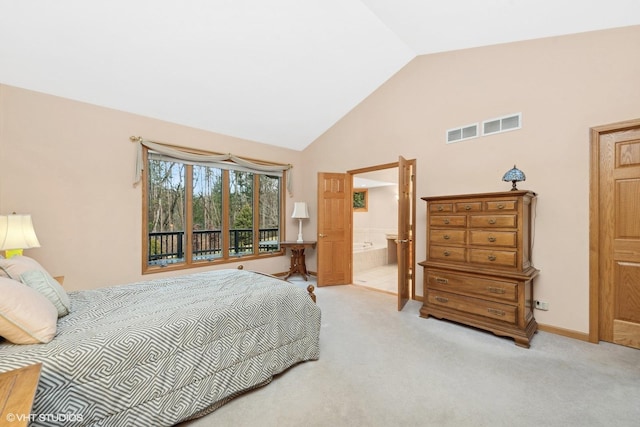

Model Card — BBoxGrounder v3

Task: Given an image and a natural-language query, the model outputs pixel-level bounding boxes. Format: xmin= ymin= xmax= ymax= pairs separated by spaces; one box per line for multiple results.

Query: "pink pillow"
xmin=0 ymin=277 xmax=58 ymax=344
xmin=0 ymin=255 xmax=48 ymax=279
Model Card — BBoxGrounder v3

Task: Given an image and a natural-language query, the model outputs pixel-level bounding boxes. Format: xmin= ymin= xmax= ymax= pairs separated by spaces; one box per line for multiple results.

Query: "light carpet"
xmin=179 ymin=279 xmax=639 ymax=427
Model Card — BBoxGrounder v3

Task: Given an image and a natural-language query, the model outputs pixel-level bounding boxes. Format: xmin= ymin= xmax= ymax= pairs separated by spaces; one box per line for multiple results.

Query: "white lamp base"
xmin=297 ymin=218 xmax=304 ymax=243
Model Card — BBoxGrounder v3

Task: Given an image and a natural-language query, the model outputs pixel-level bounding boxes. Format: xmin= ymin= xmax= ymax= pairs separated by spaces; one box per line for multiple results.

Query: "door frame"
xmin=589 ymin=117 xmax=640 ymax=344
xmin=348 ymin=160 xmax=417 ymax=300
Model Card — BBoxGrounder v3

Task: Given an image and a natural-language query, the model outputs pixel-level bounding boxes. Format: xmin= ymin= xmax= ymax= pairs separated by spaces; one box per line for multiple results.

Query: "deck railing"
xmin=149 ymin=228 xmax=279 ymax=264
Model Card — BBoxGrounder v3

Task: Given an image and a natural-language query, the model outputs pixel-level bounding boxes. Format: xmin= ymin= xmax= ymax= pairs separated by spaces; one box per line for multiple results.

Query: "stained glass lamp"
xmin=502 ymin=165 xmax=526 ymax=191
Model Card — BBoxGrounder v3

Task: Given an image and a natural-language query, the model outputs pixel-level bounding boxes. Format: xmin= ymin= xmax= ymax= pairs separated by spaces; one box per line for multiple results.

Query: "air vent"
xmin=482 ymin=113 xmax=521 ymax=136
xmin=446 ymin=123 xmax=478 ymax=144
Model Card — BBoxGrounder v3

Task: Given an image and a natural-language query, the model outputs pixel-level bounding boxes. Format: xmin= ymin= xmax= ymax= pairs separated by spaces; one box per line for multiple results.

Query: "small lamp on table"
xmin=291 ymin=202 xmax=309 ymax=243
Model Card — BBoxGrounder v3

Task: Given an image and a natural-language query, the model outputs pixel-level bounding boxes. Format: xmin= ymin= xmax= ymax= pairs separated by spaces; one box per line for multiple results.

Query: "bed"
xmin=0 ymin=267 xmax=321 ymax=426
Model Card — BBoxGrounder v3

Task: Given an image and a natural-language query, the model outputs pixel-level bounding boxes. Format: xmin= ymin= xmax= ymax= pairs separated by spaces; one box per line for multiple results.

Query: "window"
xmin=353 ymin=189 xmax=368 ymax=212
xmin=143 ymin=146 xmax=285 ymax=273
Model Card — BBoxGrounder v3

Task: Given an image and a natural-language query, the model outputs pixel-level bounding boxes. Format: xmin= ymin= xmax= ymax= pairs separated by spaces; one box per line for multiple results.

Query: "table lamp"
xmin=502 ymin=165 xmax=526 ymax=191
xmin=291 ymin=202 xmax=309 ymax=243
xmin=0 ymin=213 xmax=41 ymax=258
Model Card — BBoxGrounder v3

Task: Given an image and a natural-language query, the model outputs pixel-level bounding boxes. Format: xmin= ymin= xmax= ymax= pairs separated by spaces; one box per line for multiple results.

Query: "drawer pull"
xmin=443 ymin=234 xmax=450 ymax=240
xmin=435 ymin=296 xmax=449 ymax=303
xmin=435 ymin=278 xmax=448 ymax=284
xmin=443 ymin=251 xmax=451 ymax=257
xmin=488 ymin=308 xmax=506 ymax=317
xmin=488 ymin=218 xmax=497 ymax=224
xmin=488 ymin=236 xmax=496 ymax=242
xmin=488 ymin=255 xmax=497 ymax=261
xmin=443 ymin=218 xmax=450 ymax=225
xmin=437 ymin=205 xmax=444 ymax=211
xmin=488 ymin=287 xmax=506 ymax=294
xmin=465 ymin=205 xmax=471 ymax=210
xmin=497 ymin=203 xmax=505 ymax=209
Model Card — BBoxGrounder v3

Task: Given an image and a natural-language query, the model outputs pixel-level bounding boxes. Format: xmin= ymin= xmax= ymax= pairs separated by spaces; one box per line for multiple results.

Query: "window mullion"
xmin=185 ymin=164 xmax=194 ymax=264
xmin=142 ymin=147 xmax=151 ymax=270
xmin=253 ymin=174 xmax=260 ymax=255
xmin=222 ymin=170 xmax=230 ymax=259
xmin=280 ymin=174 xmax=286 ymax=248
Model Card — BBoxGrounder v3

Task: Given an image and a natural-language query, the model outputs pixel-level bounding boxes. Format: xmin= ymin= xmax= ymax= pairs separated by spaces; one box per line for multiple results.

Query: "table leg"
xmin=285 ymin=249 xmax=296 ymax=280
xmin=285 ymin=248 xmax=308 ymax=280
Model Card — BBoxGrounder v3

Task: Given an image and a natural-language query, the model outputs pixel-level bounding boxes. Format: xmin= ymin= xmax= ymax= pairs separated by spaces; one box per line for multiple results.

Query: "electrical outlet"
xmin=535 ymin=300 xmax=549 ymax=311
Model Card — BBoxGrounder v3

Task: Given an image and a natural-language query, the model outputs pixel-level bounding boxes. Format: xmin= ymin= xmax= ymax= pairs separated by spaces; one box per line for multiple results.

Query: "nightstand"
xmin=0 ymin=363 xmax=42 ymax=426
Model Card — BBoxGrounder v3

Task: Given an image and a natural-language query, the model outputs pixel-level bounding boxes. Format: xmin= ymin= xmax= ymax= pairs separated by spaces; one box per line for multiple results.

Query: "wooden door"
xmin=317 ymin=172 xmax=351 ymax=286
xmin=594 ymin=121 xmax=640 ymax=349
xmin=397 ymin=156 xmax=411 ymax=310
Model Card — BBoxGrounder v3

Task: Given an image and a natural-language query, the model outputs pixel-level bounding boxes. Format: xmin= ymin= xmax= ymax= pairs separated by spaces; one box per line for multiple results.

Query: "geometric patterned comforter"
xmin=0 ymin=269 xmax=321 ymax=426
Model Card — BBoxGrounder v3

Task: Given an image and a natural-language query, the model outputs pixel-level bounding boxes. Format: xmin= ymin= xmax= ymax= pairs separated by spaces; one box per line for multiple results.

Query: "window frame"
xmin=141 ymin=145 xmax=286 ymax=274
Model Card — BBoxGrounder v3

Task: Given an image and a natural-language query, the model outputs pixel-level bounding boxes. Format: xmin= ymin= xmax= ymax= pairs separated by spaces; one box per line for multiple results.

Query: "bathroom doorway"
xmin=349 ymin=161 xmax=415 ymax=300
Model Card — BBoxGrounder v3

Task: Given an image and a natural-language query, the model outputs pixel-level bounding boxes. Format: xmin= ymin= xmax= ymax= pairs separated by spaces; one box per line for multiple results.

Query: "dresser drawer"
xmin=429 ymin=245 xmax=466 ymax=262
xmin=430 ymin=215 xmax=466 ymax=227
xmin=426 ymin=271 xmax=517 ymax=302
xmin=430 ymin=229 xmax=466 ymax=245
xmin=455 ymin=201 xmax=482 ymax=212
xmin=430 ymin=203 xmax=453 ymax=213
xmin=469 ymin=230 xmax=516 ymax=247
xmin=427 ymin=290 xmax=517 ymax=324
xmin=470 ymin=249 xmax=517 ymax=268
xmin=485 ymin=200 xmax=518 ymax=211
xmin=469 ymin=215 xmax=517 ymax=228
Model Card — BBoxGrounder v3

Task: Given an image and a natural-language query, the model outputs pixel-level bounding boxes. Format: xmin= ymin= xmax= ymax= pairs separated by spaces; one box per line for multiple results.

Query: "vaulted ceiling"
xmin=1 ymin=1 xmax=639 ymax=150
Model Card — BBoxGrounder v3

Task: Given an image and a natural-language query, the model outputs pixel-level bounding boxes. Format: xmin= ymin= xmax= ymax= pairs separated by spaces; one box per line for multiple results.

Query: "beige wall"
xmin=301 ymin=25 xmax=640 ymax=334
xmin=0 ymin=85 xmax=303 ymax=290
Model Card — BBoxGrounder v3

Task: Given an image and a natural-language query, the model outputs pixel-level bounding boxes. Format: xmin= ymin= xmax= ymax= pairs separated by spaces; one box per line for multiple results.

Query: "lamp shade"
xmin=0 ymin=214 xmax=41 ymax=250
xmin=291 ymin=202 xmax=309 ymax=219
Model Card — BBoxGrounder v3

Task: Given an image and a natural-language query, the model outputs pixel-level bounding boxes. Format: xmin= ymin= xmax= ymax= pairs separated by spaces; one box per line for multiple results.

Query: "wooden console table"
xmin=281 ymin=241 xmax=316 ymax=281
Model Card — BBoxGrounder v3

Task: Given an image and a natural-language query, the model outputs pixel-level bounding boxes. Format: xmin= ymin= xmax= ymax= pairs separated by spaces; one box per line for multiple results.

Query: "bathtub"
xmin=353 ymin=242 xmax=377 ymax=252
xmin=353 ymin=242 xmax=388 ymax=273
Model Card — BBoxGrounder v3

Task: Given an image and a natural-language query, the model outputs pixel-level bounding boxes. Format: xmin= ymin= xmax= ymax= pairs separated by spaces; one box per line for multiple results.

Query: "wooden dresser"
xmin=419 ymin=190 xmax=539 ymax=347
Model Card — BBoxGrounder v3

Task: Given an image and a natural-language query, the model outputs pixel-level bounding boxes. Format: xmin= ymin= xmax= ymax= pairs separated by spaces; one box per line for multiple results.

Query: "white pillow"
xmin=0 ymin=277 xmax=58 ymax=344
xmin=0 ymin=255 xmax=49 ymax=280
xmin=0 ymin=256 xmax=71 ymax=317
xmin=20 ymin=270 xmax=70 ymax=317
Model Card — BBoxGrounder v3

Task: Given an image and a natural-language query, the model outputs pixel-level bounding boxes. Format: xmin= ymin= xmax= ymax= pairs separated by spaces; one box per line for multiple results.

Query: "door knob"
xmin=319 ymin=234 xmax=327 ymax=237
